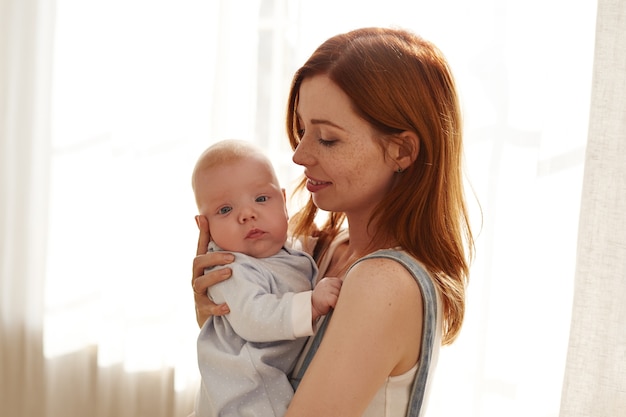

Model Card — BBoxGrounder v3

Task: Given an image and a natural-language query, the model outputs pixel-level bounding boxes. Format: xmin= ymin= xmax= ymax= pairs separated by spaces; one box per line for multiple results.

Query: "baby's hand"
xmin=311 ymin=277 xmax=343 ymax=320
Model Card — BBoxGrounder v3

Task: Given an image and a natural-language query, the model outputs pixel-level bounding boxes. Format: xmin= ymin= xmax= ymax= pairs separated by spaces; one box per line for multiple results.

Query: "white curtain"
xmin=2 ymin=1 xmax=622 ymax=417
xmin=559 ymin=0 xmax=626 ymax=415
xmin=1 ymin=0 xmax=54 ymax=415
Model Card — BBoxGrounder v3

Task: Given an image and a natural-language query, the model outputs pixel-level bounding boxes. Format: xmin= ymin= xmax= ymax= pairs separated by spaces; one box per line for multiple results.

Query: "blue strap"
xmin=289 ymin=249 xmax=438 ymax=417
xmin=289 ymin=310 xmax=332 ymax=391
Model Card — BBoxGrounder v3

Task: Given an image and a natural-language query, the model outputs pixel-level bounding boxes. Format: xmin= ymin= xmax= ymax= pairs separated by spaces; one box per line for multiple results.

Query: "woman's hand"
xmin=192 ymin=215 xmax=234 ymax=327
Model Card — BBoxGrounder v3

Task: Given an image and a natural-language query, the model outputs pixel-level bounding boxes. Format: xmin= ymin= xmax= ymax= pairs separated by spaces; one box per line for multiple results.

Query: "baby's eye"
xmin=255 ymin=196 xmax=269 ymax=203
xmin=218 ymin=206 xmax=232 ymax=215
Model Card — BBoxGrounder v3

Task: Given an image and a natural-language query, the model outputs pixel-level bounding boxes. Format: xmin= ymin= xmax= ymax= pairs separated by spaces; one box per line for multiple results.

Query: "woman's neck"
xmin=345 ymin=212 xmax=396 ymax=255
xmin=326 ymin=215 xmax=395 ymax=278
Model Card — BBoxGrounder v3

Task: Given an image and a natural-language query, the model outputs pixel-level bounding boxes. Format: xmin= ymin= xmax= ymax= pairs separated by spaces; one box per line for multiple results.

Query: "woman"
xmin=192 ymin=27 xmax=474 ymax=416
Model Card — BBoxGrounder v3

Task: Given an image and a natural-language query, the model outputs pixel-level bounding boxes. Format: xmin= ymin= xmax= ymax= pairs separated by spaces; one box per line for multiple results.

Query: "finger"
xmin=192 ymin=253 xmax=235 ymax=285
xmin=193 ymin=289 xmax=229 ymax=311
xmin=193 ymin=266 xmax=232 ymax=293
xmin=193 ymin=270 xmax=232 ymax=328
xmin=195 ymin=215 xmax=211 ymax=256
xmin=195 ymin=299 xmax=230 ymax=327
xmin=207 ymin=302 xmax=230 ymax=316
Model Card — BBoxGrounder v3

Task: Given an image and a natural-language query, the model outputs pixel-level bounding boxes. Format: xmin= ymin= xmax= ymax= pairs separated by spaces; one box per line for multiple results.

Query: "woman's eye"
xmin=297 ymin=128 xmax=305 ymax=138
xmin=255 ymin=196 xmax=268 ymax=203
xmin=318 ymin=138 xmax=335 ymax=147
xmin=218 ymin=206 xmax=232 ymax=215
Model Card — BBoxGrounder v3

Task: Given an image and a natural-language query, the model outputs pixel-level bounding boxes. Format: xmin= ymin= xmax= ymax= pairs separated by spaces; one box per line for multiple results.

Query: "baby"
xmin=190 ymin=139 xmax=342 ymax=417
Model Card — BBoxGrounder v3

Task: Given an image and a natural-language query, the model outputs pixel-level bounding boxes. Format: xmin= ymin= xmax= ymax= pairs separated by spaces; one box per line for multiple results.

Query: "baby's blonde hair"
xmin=191 ymin=140 xmax=280 ymax=207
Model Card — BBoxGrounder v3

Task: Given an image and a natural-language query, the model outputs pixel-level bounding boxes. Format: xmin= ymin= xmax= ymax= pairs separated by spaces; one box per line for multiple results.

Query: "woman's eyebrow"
xmin=297 ymin=113 xmax=346 ymax=131
xmin=311 ymin=119 xmax=346 ymax=131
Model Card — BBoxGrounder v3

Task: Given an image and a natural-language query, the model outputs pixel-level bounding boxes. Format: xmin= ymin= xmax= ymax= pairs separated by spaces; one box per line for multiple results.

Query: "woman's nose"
xmin=292 ymin=136 xmax=314 ymax=167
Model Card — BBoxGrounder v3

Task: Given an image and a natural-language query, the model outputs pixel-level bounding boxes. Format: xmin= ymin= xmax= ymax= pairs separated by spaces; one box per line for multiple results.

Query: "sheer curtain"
xmin=2 ymin=1 xmax=621 ymax=417
xmin=1 ymin=0 xmax=54 ymax=415
xmin=559 ymin=0 xmax=626 ymax=415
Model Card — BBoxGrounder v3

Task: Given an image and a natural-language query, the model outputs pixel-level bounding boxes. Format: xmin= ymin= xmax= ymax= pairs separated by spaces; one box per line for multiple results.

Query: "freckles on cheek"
xmin=352 ymin=144 xmax=378 ymax=173
xmin=350 ymin=160 xmax=369 ymax=181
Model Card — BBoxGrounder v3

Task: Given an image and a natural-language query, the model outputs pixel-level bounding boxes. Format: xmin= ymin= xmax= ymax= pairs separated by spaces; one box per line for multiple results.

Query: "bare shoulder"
xmin=338 ymin=255 xmax=424 ymax=331
xmin=335 ymin=255 xmax=424 ymax=376
xmin=344 ymin=255 xmax=421 ymax=297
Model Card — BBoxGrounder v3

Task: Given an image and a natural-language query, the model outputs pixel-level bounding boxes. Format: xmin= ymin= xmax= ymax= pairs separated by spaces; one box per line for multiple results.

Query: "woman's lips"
xmin=305 ymin=177 xmax=331 ymax=193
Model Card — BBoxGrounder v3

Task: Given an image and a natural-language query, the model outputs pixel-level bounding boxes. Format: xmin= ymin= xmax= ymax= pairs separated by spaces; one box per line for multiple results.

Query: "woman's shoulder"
xmin=346 ymin=253 xmax=421 ymax=295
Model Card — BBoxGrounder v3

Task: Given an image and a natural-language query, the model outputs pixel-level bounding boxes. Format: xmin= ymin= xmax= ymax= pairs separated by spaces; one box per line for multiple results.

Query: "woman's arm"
xmin=285 ymin=257 xmax=424 ymax=417
xmin=192 ymin=215 xmax=234 ymax=327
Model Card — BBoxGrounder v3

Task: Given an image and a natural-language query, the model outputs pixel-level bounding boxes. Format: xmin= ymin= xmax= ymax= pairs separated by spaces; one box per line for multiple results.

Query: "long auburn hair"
xmin=286 ymin=27 xmax=475 ymax=344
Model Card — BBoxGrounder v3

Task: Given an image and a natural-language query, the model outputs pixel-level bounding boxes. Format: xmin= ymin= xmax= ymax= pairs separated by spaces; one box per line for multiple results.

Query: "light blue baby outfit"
xmin=195 ymin=244 xmax=317 ymax=417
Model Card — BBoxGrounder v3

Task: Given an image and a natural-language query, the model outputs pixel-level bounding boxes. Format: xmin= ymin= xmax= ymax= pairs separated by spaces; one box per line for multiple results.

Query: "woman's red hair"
xmin=287 ymin=27 xmax=475 ymax=344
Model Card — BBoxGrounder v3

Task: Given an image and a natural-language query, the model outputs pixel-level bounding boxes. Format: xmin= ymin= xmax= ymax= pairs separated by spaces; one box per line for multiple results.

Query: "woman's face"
xmin=292 ymin=75 xmax=396 ymax=219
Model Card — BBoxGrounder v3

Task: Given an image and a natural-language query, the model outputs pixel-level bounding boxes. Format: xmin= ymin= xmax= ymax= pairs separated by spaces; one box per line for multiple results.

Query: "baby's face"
xmin=194 ymin=156 xmax=288 ymax=258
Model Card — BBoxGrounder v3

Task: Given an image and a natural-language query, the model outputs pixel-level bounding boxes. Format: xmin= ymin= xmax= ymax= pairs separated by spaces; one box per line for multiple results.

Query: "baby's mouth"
xmin=246 ymin=228 xmax=265 ymax=239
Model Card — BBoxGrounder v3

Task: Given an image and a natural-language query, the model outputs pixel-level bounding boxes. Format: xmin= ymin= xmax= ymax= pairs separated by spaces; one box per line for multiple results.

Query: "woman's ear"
xmin=390 ymin=131 xmax=420 ymax=171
